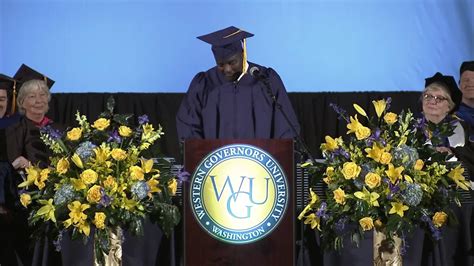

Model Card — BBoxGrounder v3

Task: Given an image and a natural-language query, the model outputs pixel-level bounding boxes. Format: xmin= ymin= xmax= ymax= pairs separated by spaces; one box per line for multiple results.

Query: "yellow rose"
xmin=80 ymin=169 xmax=98 ymax=185
xmin=384 ymin=112 xmax=398 ymax=125
xmin=103 ymin=175 xmax=117 ymax=191
xmin=67 ymin=127 xmax=82 ymax=141
xmin=333 ymin=188 xmax=346 ymax=205
xmin=94 ymin=212 xmax=106 ymax=230
xmin=432 ymin=211 xmax=448 ymax=228
xmin=414 ymin=159 xmax=424 ymax=171
xmin=86 ymin=185 xmax=103 ymax=203
xmin=168 ymin=178 xmax=178 ymax=196
xmin=130 ymin=166 xmax=144 ymax=180
xmin=111 ymin=148 xmax=127 ymax=161
xmin=355 ymin=126 xmax=371 ymax=140
xmin=118 ymin=126 xmax=132 ymax=137
xmin=341 ymin=162 xmax=361 ymax=179
xmin=92 ymin=118 xmax=110 ymax=131
xmin=20 ymin=193 xmax=31 ymax=207
xmin=379 ymin=152 xmax=392 ymax=165
xmin=56 ymin=158 xmax=70 ymax=174
xmin=365 ymin=172 xmax=381 ymax=189
xmin=359 ymin=217 xmax=374 ymax=231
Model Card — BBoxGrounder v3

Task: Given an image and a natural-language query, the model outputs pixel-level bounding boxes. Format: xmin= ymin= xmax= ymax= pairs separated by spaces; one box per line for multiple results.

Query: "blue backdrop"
xmin=0 ymin=0 xmax=473 ymax=93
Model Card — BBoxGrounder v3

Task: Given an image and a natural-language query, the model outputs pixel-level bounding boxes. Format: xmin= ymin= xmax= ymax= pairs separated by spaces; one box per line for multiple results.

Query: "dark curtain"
xmin=48 ymin=91 xmax=422 ymax=162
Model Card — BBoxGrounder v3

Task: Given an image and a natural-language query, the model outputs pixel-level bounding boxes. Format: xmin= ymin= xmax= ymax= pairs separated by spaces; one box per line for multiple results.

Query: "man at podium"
xmin=176 ymin=26 xmax=300 ymax=140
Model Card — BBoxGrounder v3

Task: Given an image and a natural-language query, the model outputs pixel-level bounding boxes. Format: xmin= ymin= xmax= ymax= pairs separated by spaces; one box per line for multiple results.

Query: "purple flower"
xmin=316 ymin=202 xmax=329 ymax=220
xmin=385 ymin=97 xmax=392 ymax=111
xmin=334 ymin=148 xmax=350 ymax=160
xmin=138 ymin=115 xmax=149 ymax=125
xmin=107 ymin=130 xmax=122 ymax=143
xmin=385 ymin=178 xmax=400 ymax=200
xmin=41 ymin=125 xmax=63 ymax=140
xmin=329 ymin=103 xmax=349 ymax=122
xmin=421 ymin=215 xmax=442 ymax=241
xmin=367 ymin=128 xmax=386 ymax=147
xmin=334 ymin=216 xmax=349 ymax=235
xmin=177 ymin=168 xmax=191 ymax=182
xmin=98 ymin=192 xmax=112 ymax=207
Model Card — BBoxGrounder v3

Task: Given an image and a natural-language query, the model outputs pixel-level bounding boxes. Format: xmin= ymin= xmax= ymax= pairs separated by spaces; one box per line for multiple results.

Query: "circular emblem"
xmin=190 ymin=144 xmax=289 ymax=244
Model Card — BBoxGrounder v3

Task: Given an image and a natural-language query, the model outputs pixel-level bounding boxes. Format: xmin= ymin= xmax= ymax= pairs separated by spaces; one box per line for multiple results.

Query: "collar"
xmin=32 ymin=116 xmax=52 ymax=128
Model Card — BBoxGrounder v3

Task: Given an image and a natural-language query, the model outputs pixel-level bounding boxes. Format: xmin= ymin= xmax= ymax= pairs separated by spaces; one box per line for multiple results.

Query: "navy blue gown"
xmin=176 ymin=62 xmax=300 ymax=140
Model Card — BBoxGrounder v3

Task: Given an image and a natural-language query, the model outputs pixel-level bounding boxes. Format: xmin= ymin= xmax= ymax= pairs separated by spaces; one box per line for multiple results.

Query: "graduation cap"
xmin=460 ymin=61 xmax=474 ymax=76
xmin=0 ymin=74 xmax=17 ymax=91
xmin=425 ymin=72 xmax=462 ymax=110
xmin=13 ymin=64 xmax=55 ymax=89
xmin=0 ymin=73 xmax=18 ymax=114
xmin=197 ymin=26 xmax=254 ymax=63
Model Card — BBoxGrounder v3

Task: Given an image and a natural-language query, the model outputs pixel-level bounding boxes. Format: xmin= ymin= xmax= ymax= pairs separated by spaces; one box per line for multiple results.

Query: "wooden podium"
xmin=183 ymin=139 xmax=295 ymax=266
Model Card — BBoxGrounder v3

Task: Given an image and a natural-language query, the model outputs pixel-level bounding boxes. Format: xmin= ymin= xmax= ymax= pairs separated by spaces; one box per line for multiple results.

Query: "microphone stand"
xmin=258 ymin=76 xmax=318 ymax=266
xmin=259 ymin=77 xmax=317 ymax=165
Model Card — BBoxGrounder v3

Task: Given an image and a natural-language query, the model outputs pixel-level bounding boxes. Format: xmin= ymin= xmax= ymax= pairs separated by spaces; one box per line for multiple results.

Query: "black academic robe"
xmin=4 ymin=116 xmax=63 ymax=266
xmin=5 ymin=116 xmax=54 ymax=167
xmin=176 ymin=62 xmax=300 ymax=140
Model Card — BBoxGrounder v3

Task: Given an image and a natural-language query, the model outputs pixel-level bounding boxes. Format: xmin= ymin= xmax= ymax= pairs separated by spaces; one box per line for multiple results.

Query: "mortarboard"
xmin=460 ymin=61 xmax=474 ymax=76
xmin=197 ymin=26 xmax=254 ymax=62
xmin=13 ymin=64 xmax=55 ymax=89
xmin=0 ymin=74 xmax=17 ymax=91
xmin=0 ymin=73 xmax=19 ymax=114
xmin=425 ymin=72 xmax=462 ymax=110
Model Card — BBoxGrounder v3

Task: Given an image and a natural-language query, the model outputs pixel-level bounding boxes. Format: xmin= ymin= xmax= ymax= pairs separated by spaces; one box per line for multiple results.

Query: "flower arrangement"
xmin=298 ymin=98 xmax=471 ymax=251
xmin=18 ymin=97 xmax=180 ymax=263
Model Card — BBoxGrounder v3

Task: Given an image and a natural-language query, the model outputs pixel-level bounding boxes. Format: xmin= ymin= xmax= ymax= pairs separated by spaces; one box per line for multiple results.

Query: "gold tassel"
xmin=10 ymin=80 xmax=17 ymax=114
xmin=242 ymin=38 xmax=248 ymax=74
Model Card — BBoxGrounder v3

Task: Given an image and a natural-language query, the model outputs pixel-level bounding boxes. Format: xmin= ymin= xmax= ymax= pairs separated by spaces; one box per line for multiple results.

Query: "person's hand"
xmin=11 ymin=156 xmax=31 ymax=170
xmin=435 ymin=146 xmax=452 ymax=154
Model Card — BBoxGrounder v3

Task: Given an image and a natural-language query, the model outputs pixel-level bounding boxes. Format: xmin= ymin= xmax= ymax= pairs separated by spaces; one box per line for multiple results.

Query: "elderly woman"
xmin=4 ymin=65 xmax=60 ymax=266
xmin=6 ymin=78 xmax=55 ymax=169
xmin=421 ymin=72 xmax=474 ymax=266
xmin=422 ymin=72 xmax=473 ymax=158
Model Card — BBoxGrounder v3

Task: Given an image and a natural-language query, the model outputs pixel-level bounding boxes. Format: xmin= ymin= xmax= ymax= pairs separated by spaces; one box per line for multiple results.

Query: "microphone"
xmin=249 ymin=66 xmax=267 ymax=80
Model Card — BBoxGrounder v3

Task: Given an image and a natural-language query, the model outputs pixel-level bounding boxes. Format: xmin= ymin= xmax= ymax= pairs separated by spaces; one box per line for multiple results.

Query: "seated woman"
xmin=421 ymin=72 xmax=473 ymax=266
xmin=422 ymin=72 xmax=474 ymax=173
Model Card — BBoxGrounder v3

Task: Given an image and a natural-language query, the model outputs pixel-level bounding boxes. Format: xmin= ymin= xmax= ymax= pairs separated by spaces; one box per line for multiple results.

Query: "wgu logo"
xmin=190 ymin=144 xmax=288 ymax=244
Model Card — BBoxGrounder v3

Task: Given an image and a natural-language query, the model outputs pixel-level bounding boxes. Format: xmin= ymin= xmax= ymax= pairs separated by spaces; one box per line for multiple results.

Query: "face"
xmin=21 ymin=87 xmax=49 ymax=117
xmin=216 ymin=53 xmax=243 ymax=82
xmin=460 ymin=70 xmax=474 ymax=100
xmin=422 ymin=89 xmax=451 ymax=121
xmin=0 ymin=89 xmax=7 ymax=118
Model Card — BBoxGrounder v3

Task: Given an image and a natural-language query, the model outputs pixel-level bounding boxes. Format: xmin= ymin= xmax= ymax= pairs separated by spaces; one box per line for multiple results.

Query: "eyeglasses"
xmin=423 ymin=93 xmax=448 ymax=104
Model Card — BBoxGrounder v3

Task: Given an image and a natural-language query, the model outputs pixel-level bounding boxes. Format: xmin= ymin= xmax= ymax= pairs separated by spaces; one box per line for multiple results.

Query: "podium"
xmin=183 ymin=139 xmax=295 ymax=266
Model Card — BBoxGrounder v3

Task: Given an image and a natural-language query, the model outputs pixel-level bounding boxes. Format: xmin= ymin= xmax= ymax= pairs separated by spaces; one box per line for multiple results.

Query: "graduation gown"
xmin=5 ymin=116 xmax=54 ymax=167
xmin=4 ymin=116 xmax=63 ymax=266
xmin=0 ymin=113 xmax=21 ymax=129
xmin=176 ymin=62 xmax=300 ymax=140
